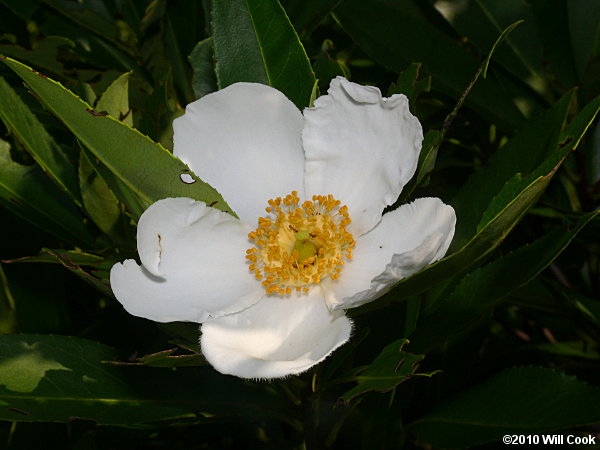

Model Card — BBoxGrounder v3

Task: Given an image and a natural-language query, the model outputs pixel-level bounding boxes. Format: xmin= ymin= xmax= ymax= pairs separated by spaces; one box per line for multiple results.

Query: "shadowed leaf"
xmin=342 ymin=339 xmax=438 ymax=403
xmin=408 ymin=366 xmax=600 ymax=448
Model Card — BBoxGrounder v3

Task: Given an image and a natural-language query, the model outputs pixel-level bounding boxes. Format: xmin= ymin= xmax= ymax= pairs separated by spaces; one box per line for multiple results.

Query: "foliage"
xmin=0 ymin=0 xmax=599 ymax=448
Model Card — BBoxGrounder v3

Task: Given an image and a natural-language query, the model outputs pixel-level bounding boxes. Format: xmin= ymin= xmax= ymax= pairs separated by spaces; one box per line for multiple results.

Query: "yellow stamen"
xmin=246 ymin=191 xmax=355 ymax=295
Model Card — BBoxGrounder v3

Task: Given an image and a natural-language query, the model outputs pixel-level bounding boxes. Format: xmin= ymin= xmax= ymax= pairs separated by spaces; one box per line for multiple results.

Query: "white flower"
xmin=110 ymin=77 xmax=456 ymax=379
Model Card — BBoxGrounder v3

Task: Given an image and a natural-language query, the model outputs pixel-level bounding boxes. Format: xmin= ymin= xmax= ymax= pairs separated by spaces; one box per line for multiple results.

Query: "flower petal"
xmin=173 ymin=83 xmax=305 ymax=223
xmin=110 ymin=198 xmax=263 ymax=323
xmin=322 ymin=197 xmax=456 ymax=310
xmin=303 ymin=77 xmax=423 ymax=236
xmin=200 ymin=288 xmax=352 ymax=379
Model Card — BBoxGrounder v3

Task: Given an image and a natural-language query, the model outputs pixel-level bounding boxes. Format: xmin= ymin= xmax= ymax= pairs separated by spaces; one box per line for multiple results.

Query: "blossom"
xmin=110 ymin=77 xmax=456 ymax=379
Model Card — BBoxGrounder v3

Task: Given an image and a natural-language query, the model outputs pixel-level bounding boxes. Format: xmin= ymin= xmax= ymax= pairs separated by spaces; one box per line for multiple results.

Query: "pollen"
xmin=246 ymin=191 xmax=355 ymax=295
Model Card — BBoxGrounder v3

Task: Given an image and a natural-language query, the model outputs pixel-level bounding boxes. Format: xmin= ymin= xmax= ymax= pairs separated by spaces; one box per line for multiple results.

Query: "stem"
xmin=301 ymin=389 xmax=324 ymax=450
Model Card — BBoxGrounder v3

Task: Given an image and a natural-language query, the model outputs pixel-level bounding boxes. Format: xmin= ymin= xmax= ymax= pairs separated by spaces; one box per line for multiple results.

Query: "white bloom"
xmin=110 ymin=77 xmax=456 ymax=379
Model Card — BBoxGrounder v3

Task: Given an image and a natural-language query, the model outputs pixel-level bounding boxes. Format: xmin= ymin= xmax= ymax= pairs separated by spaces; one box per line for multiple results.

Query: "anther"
xmin=246 ymin=191 xmax=355 ymax=295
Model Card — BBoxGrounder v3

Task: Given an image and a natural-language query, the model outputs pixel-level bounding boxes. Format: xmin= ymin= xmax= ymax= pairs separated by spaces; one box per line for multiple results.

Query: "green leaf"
xmin=481 ymin=19 xmax=524 ymax=78
xmin=408 ymin=366 xmax=600 ymax=448
xmin=386 ymin=63 xmax=430 ymax=102
xmin=559 ymin=283 xmax=600 ymax=328
xmin=108 ymin=348 xmax=206 ymax=368
xmin=414 ymin=131 xmax=440 ymax=186
xmin=0 ymin=138 xmax=97 ymax=247
xmin=568 ymin=0 xmax=600 ymax=80
xmin=355 ymin=174 xmax=552 ymax=316
xmin=559 ymin=94 xmax=600 ymax=151
xmin=79 ymin=146 xmax=146 ymax=222
xmin=79 ymin=148 xmax=134 ymax=245
xmin=2 ymin=248 xmax=114 ymax=296
xmin=8 ymin=247 xmax=114 ymax=297
xmin=341 ymin=339 xmax=438 ymax=403
xmin=188 ymin=37 xmax=218 ymax=99
xmin=0 ymin=0 xmax=41 ymax=20
xmin=451 ymin=89 xmax=575 ymax=248
xmin=474 ymin=93 xmax=600 ymax=233
xmin=396 ymin=129 xmax=440 ymax=203
xmin=477 ymin=92 xmax=600 ymax=232
xmin=368 ymin=162 xmax=558 ymax=312
xmin=37 ymin=15 xmax=148 ymax=84
xmin=0 ymin=36 xmax=75 ymax=76
xmin=70 ymin=81 xmax=97 ymax=106
xmin=334 ymin=0 xmax=527 ymax=129
xmin=398 ymin=21 xmax=521 ymax=206
xmin=164 ymin=16 xmax=196 ymax=105
xmin=312 ymin=39 xmax=350 ymax=93
xmin=1 ymin=56 xmax=234 ymax=217
xmin=436 ymin=1 xmax=548 ymax=95
xmin=397 ymin=21 xmax=520 ymax=206
xmin=409 ymin=210 xmax=599 ymax=353
xmin=2 ymin=249 xmax=106 ymax=267
xmin=281 ymin=0 xmax=339 ymax=35
xmin=42 ymin=0 xmax=136 ymax=49
xmin=0 ymin=74 xmax=82 ymax=206
xmin=0 ymin=334 xmax=293 ymax=425
xmin=212 ymin=0 xmax=316 ymax=109
xmin=355 ymin=95 xmax=600 ymax=314
xmin=95 ymin=71 xmax=133 ymax=126
xmin=529 ymin=0 xmax=578 ymax=88
xmin=534 ymin=341 xmax=600 ymax=360
xmin=0 ymin=265 xmax=18 ymax=334
xmin=139 ymin=0 xmax=166 ymax=32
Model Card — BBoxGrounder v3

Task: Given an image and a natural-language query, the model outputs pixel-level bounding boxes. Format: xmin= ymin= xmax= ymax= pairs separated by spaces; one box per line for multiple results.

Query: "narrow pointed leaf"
xmin=42 ymin=0 xmax=132 ymax=50
xmin=108 ymin=348 xmax=206 ymax=368
xmin=79 ymin=146 xmax=146 ymax=221
xmin=410 ymin=210 xmax=599 ymax=352
xmin=0 ymin=74 xmax=81 ymax=205
xmin=95 ymin=71 xmax=133 ymax=126
xmin=529 ymin=0 xmax=578 ymax=88
xmin=0 ymin=334 xmax=293 ymax=425
xmin=281 ymin=0 xmax=339 ymax=34
xmin=354 ymin=95 xmax=600 ymax=314
xmin=342 ymin=339 xmax=437 ymax=403
xmin=568 ymin=0 xmax=600 ymax=80
xmin=79 ymin=149 xmax=133 ymax=245
xmin=334 ymin=0 xmax=528 ymax=129
xmin=2 ymin=249 xmax=106 ymax=266
xmin=2 ymin=248 xmax=114 ymax=297
xmin=387 ymin=62 xmax=430 ymax=102
xmin=437 ymin=1 xmax=548 ymax=96
xmin=0 ymin=139 xmax=97 ymax=246
xmin=313 ymin=39 xmax=351 ymax=92
xmin=1 ymin=57 xmax=234 ymax=216
xmin=452 ymin=89 xmax=575 ymax=247
xmin=212 ymin=0 xmax=315 ymax=109
xmin=0 ymin=36 xmax=75 ymax=76
xmin=189 ymin=37 xmax=218 ymax=99
xmin=408 ymin=366 xmax=600 ymax=448
xmin=164 ymin=17 xmax=196 ymax=105
xmin=0 ymin=266 xmax=18 ymax=334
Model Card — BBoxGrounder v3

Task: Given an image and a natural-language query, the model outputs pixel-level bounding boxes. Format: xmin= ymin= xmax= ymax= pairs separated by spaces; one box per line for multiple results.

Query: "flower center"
xmin=246 ymin=191 xmax=355 ymax=295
